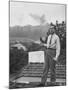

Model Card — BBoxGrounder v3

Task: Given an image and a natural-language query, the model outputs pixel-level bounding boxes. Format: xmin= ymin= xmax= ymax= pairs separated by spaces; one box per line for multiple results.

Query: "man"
xmin=39 ymin=26 xmax=60 ymax=86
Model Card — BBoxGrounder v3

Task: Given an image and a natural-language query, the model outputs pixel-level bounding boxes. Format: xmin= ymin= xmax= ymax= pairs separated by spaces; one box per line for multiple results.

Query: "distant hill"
xmin=9 ymin=24 xmax=50 ymax=41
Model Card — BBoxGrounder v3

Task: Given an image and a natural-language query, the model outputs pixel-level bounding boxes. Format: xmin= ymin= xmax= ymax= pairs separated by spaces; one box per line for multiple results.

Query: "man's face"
xmin=50 ymin=28 xmax=55 ymax=35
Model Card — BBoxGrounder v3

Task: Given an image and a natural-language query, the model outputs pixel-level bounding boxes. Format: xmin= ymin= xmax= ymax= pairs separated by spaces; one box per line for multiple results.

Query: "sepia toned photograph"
xmin=9 ymin=1 xmax=66 ymax=89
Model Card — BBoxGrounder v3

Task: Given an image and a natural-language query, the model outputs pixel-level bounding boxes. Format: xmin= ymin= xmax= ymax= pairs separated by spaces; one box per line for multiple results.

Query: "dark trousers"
xmin=41 ymin=49 xmax=56 ymax=84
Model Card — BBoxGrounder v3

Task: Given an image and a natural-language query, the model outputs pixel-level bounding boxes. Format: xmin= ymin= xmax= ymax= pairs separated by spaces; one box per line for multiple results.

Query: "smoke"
xmin=29 ymin=14 xmax=46 ymax=25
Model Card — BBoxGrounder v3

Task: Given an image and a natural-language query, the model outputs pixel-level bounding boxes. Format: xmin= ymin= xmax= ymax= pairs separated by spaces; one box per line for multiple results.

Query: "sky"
xmin=10 ymin=1 xmax=66 ymax=26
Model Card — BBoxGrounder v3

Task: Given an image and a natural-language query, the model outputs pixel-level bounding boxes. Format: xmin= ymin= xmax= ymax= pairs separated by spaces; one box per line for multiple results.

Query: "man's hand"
xmin=53 ymin=57 xmax=58 ymax=61
xmin=40 ymin=43 xmax=47 ymax=47
xmin=43 ymin=44 xmax=47 ymax=47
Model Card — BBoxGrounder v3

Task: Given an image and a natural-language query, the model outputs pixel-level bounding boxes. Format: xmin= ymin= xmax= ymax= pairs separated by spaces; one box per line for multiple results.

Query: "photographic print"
xmin=9 ymin=1 xmax=66 ymax=89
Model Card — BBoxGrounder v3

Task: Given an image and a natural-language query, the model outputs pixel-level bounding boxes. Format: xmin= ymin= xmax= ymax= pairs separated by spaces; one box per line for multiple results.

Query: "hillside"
xmin=9 ymin=24 xmax=50 ymax=41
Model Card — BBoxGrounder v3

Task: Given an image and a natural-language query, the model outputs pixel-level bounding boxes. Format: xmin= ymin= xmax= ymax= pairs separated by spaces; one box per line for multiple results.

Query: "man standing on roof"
xmin=39 ymin=26 xmax=60 ymax=86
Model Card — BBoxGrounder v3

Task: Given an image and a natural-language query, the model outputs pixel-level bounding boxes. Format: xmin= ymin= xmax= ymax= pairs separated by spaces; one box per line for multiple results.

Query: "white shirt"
xmin=47 ymin=33 xmax=60 ymax=59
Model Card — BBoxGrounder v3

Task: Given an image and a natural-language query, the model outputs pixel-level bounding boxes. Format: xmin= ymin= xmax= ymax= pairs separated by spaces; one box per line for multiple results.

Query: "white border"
xmin=0 ymin=0 xmax=68 ymax=90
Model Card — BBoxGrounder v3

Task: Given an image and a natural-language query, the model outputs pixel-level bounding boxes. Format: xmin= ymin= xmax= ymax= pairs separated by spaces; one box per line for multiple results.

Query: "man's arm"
xmin=35 ymin=35 xmax=50 ymax=47
xmin=42 ymin=35 xmax=50 ymax=47
xmin=53 ymin=36 xmax=60 ymax=61
xmin=55 ymin=36 xmax=60 ymax=59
